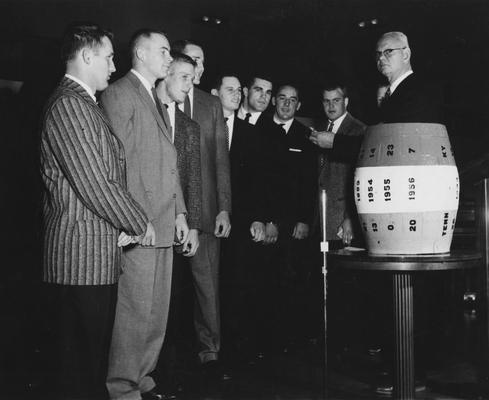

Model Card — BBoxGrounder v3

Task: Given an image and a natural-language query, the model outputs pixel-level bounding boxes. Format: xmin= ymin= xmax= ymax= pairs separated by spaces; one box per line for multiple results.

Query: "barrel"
xmin=354 ymin=123 xmax=459 ymax=255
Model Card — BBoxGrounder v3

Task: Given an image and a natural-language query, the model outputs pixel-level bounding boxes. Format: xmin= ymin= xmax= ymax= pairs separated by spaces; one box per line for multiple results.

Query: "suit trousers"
xmin=43 ymin=283 xmax=117 ymax=399
xmin=189 ymin=232 xmax=221 ymax=363
xmin=107 ymin=247 xmax=173 ymax=400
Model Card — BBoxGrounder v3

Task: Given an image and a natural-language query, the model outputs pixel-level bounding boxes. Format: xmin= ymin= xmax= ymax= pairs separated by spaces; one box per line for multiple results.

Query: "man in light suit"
xmin=101 ymin=29 xmax=189 ymax=400
xmin=172 ymin=40 xmax=231 ymax=373
xmin=311 ymin=84 xmax=366 ymax=243
xmin=155 ymin=52 xmax=202 ymax=392
xmin=40 ymin=24 xmax=150 ymax=400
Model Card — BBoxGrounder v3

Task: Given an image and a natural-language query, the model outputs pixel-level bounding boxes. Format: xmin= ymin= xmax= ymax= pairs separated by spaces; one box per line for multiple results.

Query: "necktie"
xmin=382 ymin=87 xmax=391 ymax=105
xmin=151 ymin=87 xmax=168 ymax=129
xmin=278 ymin=123 xmax=286 ymax=134
xmin=244 ymin=112 xmax=251 ymax=123
xmin=184 ymin=95 xmax=191 ymax=118
xmin=224 ymin=117 xmax=230 ymax=150
xmin=327 ymin=120 xmax=334 ymax=132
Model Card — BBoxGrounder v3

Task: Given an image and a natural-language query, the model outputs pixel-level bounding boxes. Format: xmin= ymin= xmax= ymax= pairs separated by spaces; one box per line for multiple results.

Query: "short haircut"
xmin=60 ymin=23 xmax=113 ymax=63
xmin=170 ymin=51 xmax=197 ymax=68
xmin=321 ymin=83 xmax=348 ymax=98
xmin=378 ymin=31 xmax=410 ymax=48
xmin=275 ymin=84 xmax=300 ymax=100
xmin=171 ymin=39 xmax=202 ymax=54
xmin=211 ymin=73 xmax=240 ymax=91
xmin=129 ymin=28 xmax=167 ymax=61
xmin=244 ymin=74 xmax=273 ymax=90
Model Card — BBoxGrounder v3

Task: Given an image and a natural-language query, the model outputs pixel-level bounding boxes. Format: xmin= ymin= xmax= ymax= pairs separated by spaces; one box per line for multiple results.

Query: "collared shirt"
xmin=273 ymin=115 xmax=293 ymax=134
xmin=178 ymin=86 xmax=193 ymax=118
xmin=389 ymin=70 xmax=413 ymax=95
xmin=237 ymin=106 xmax=261 ymax=125
xmin=166 ymin=101 xmax=176 ymax=142
xmin=329 ymin=112 xmax=348 ymax=134
xmin=130 ymin=69 xmax=154 ymax=102
xmin=65 ymin=74 xmax=96 ymax=103
xmin=225 ymin=112 xmax=235 ymax=149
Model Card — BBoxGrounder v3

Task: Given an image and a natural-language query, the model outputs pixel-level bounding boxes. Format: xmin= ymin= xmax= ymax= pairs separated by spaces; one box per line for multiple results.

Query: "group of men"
xmin=40 ymin=22 xmax=441 ymax=400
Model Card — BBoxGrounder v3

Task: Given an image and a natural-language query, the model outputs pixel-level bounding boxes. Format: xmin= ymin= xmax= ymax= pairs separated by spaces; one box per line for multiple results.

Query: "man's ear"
xmin=135 ymin=47 xmax=145 ymax=62
xmin=272 ymin=97 xmax=276 ymax=106
xmin=243 ymin=87 xmax=248 ymax=99
xmin=81 ymin=48 xmax=91 ymax=65
xmin=403 ymin=47 xmax=411 ymax=63
xmin=344 ymin=97 xmax=349 ymax=108
xmin=296 ymin=101 xmax=302 ymax=111
xmin=211 ymin=88 xmax=218 ymax=96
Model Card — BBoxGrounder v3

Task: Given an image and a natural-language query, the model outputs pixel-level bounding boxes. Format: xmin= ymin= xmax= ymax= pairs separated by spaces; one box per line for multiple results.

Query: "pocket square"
xmin=288 ymin=148 xmax=302 ymax=152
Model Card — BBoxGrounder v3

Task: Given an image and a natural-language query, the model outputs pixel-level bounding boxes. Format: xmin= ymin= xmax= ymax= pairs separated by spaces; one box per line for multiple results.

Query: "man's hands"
xmin=292 ymin=222 xmax=309 ymax=240
xmin=263 ymin=222 xmax=278 ymax=245
xmin=309 ymin=128 xmax=335 ymax=149
xmin=175 ymin=213 xmax=189 ymax=245
xmin=182 ymin=228 xmax=199 ymax=257
xmin=117 ymin=221 xmax=155 ymax=248
xmin=214 ymin=211 xmax=231 ymax=238
xmin=337 ymin=217 xmax=354 ymax=245
xmin=250 ymin=221 xmax=266 ymax=242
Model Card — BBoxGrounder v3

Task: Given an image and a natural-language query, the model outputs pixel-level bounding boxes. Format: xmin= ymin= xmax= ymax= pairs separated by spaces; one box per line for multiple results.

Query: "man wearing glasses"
xmin=375 ymin=31 xmax=443 ymax=123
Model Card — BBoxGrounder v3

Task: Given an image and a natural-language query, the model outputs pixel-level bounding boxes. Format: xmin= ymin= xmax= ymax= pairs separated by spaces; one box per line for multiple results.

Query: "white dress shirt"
xmin=273 ymin=115 xmax=293 ymax=134
xmin=130 ymin=69 xmax=154 ymax=102
xmin=237 ymin=106 xmax=261 ymax=125
xmin=329 ymin=112 xmax=348 ymax=134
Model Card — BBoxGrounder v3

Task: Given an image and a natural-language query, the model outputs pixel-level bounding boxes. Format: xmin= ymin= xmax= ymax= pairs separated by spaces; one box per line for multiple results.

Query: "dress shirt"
xmin=178 ymin=87 xmax=193 ymax=118
xmin=237 ymin=106 xmax=261 ymax=125
xmin=389 ymin=70 xmax=414 ymax=95
xmin=130 ymin=69 xmax=154 ymax=102
xmin=225 ymin=112 xmax=235 ymax=149
xmin=166 ymin=101 xmax=176 ymax=142
xmin=65 ymin=74 xmax=96 ymax=103
xmin=273 ymin=115 xmax=293 ymax=134
xmin=329 ymin=112 xmax=348 ymax=134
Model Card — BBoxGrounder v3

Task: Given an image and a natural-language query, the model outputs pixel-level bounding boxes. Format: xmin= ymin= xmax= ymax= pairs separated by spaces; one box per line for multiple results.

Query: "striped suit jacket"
xmin=174 ymin=107 xmax=202 ymax=231
xmin=40 ymin=77 xmax=148 ymax=285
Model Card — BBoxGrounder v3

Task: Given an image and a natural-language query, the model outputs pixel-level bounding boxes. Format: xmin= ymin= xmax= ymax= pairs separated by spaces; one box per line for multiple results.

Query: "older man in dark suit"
xmin=101 ymin=29 xmax=188 ymax=400
xmin=40 ymin=24 xmax=150 ymax=400
xmin=376 ymin=31 xmax=444 ymax=123
xmin=172 ymin=40 xmax=231 ymax=373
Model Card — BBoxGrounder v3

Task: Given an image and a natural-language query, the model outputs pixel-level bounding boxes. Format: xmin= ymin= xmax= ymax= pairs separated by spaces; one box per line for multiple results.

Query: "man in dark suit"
xmin=101 ymin=29 xmax=189 ymax=400
xmin=376 ymin=31 xmax=444 ymax=123
xmin=172 ymin=40 xmax=231 ymax=372
xmin=40 ymin=24 xmax=150 ymax=399
xmin=211 ymin=74 xmax=266 ymax=363
xmin=263 ymin=84 xmax=318 ymax=350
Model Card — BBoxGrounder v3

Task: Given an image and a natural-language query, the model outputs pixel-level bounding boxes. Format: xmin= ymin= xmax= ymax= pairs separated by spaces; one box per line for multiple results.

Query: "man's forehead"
xmin=277 ymin=86 xmax=298 ymax=97
xmin=323 ymin=89 xmax=345 ymax=99
xmin=376 ymin=37 xmax=401 ymax=50
xmin=252 ymin=78 xmax=272 ymax=90
xmin=222 ymin=76 xmax=240 ymax=87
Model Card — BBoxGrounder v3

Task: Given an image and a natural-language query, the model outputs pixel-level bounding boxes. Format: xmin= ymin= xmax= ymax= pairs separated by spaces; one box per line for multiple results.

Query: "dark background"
xmin=0 ymin=0 xmax=488 ymax=393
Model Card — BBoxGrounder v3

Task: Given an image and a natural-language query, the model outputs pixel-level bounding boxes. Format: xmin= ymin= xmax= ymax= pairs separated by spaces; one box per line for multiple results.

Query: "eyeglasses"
xmin=375 ymin=47 xmax=406 ymax=60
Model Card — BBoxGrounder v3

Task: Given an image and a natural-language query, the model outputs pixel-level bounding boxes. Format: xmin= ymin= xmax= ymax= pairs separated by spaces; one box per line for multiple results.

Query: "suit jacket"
xmin=257 ymin=114 xmax=318 ymax=228
xmin=378 ymin=73 xmax=444 ymax=123
xmin=174 ymin=107 xmax=202 ymax=231
xmin=316 ymin=112 xmax=366 ymax=239
xmin=229 ymin=115 xmax=265 ymax=230
xmin=40 ymin=77 xmax=148 ymax=285
xmin=101 ymin=72 xmax=186 ymax=247
xmin=191 ymin=87 xmax=231 ymax=233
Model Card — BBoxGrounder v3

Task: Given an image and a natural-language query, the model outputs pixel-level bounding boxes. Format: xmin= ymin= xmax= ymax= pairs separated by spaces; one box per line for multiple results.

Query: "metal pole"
xmin=319 ymin=189 xmax=329 ymax=398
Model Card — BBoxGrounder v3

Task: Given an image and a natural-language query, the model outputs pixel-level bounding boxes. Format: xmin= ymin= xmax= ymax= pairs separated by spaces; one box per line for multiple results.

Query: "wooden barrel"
xmin=354 ymin=123 xmax=459 ymax=255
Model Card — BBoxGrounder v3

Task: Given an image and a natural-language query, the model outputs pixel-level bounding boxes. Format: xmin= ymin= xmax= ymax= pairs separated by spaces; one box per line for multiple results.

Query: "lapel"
xmin=59 ymin=77 xmax=128 ymax=184
xmin=126 ymin=72 xmax=172 ymax=142
xmin=193 ymin=87 xmax=207 ymax=123
xmin=336 ymin=112 xmax=353 ymax=136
